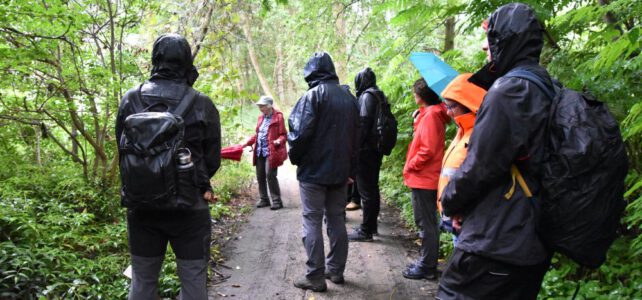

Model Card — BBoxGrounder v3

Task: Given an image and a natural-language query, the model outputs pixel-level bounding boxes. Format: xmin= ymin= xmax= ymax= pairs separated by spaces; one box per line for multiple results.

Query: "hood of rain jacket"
xmin=354 ymin=67 xmax=378 ymax=97
xmin=304 ymin=52 xmax=340 ymax=89
xmin=469 ymin=3 xmax=544 ymax=90
xmin=150 ymin=33 xmax=200 ymax=86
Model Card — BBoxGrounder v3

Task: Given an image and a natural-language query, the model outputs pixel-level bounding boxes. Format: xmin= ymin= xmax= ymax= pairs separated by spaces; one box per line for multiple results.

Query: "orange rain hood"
xmin=440 ymin=73 xmax=487 ymax=113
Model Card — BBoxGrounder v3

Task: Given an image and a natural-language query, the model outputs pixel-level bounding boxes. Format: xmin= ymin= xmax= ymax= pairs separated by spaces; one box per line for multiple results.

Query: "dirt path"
xmin=209 ymin=163 xmax=438 ymax=300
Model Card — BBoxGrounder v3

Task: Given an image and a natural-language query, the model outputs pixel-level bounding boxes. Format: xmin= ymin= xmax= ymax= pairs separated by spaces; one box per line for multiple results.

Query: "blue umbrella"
xmin=409 ymin=52 xmax=459 ymax=96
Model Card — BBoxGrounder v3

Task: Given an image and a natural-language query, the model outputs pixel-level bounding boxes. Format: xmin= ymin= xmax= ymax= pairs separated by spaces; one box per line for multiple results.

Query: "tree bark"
xmin=241 ymin=13 xmax=275 ymax=99
xmin=444 ymin=17 xmax=456 ymax=52
xmin=333 ymin=2 xmax=348 ymax=82
xmin=192 ymin=0 xmax=215 ymax=59
xmin=275 ymin=43 xmax=286 ymax=107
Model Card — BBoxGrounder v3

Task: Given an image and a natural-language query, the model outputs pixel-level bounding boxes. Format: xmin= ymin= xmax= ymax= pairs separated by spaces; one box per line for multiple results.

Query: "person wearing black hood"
xmin=116 ymin=34 xmax=221 ymax=300
xmin=437 ymin=3 xmax=553 ymax=299
xmin=347 ymin=67 xmax=386 ymax=241
xmin=288 ymin=52 xmax=359 ymax=292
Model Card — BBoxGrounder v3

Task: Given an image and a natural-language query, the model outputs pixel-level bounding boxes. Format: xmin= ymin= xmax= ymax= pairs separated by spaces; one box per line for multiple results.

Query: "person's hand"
xmin=273 ymin=139 xmax=281 ymax=146
xmin=347 ymin=177 xmax=354 ymax=185
xmin=452 ymin=214 xmax=463 ymax=232
xmin=204 ymin=191 xmax=218 ymax=204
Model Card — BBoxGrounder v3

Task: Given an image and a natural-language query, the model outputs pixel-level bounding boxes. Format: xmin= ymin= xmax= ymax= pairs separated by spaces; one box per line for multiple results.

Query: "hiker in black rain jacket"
xmin=288 ymin=52 xmax=359 ymax=292
xmin=288 ymin=53 xmax=359 ymax=185
xmin=437 ymin=3 xmax=554 ymax=299
xmin=115 ymin=33 xmax=220 ymax=300
xmin=348 ymin=67 xmax=386 ymax=241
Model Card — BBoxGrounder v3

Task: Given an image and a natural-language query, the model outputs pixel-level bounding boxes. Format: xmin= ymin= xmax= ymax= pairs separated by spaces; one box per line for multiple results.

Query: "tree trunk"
xmin=444 ymin=17 xmax=456 ymax=53
xmin=275 ymin=43 xmax=286 ymax=107
xmin=241 ymin=14 xmax=275 ymax=99
xmin=35 ymin=125 xmax=42 ymax=167
xmin=332 ymin=3 xmax=349 ymax=82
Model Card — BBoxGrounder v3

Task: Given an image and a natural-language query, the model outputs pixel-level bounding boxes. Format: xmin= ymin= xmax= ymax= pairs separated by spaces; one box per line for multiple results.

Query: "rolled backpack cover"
xmin=505 ymin=69 xmax=628 ymax=268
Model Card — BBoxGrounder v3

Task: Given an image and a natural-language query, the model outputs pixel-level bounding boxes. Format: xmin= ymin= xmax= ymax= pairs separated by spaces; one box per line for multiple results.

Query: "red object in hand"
xmin=221 ymin=144 xmax=244 ymax=161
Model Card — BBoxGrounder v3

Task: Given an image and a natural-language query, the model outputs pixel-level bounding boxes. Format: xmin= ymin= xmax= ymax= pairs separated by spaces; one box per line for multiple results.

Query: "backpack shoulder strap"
xmin=504 ymin=69 xmax=556 ymax=100
xmin=128 ymin=84 xmax=145 ymax=113
xmin=173 ymin=86 xmax=199 ymax=117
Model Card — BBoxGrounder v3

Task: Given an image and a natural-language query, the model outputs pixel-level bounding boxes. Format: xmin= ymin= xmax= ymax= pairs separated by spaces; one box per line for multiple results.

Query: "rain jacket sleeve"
xmin=244 ymin=116 xmax=260 ymax=147
xmin=287 ymin=92 xmax=318 ymax=165
xmin=115 ymin=89 xmax=136 ymax=143
xmin=277 ymin=113 xmax=287 ymax=145
xmin=405 ymin=108 xmax=443 ymax=172
xmin=358 ymin=92 xmax=377 ymax=149
xmin=441 ymin=78 xmax=532 ymax=216
xmin=200 ymin=96 xmax=221 ymax=192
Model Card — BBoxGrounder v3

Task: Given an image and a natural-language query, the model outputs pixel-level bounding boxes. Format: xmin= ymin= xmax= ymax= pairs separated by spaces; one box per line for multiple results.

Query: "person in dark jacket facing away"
xmin=437 ymin=3 xmax=553 ymax=299
xmin=348 ymin=67 xmax=387 ymax=241
xmin=115 ymin=34 xmax=221 ymax=300
xmin=288 ymin=52 xmax=359 ymax=292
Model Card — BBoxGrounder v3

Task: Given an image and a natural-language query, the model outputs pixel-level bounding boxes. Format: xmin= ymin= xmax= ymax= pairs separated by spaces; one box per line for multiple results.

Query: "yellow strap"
xmin=504 ymin=164 xmax=533 ymax=200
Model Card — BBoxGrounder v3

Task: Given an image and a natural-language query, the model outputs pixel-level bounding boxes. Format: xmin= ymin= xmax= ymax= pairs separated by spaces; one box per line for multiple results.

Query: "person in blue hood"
xmin=288 ymin=52 xmax=360 ymax=292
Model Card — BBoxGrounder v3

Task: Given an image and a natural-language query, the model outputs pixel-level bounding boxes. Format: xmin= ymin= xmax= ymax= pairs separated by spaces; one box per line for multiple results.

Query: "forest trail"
xmin=208 ymin=163 xmax=438 ymax=300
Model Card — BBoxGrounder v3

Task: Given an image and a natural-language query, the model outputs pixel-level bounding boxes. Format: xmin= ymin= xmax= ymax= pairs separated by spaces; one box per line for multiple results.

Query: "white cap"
xmin=256 ymin=96 xmax=273 ymax=106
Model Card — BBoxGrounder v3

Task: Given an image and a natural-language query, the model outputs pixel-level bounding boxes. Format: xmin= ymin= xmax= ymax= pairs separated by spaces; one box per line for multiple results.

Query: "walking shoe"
xmin=270 ymin=201 xmax=283 ymax=210
xmin=293 ymin=276 xmax=327 ymax=292
xmin=346 ymin=202 xmax=361 ymax=211
xmin=256 ymin=200 xmax=270 ymax=208
xmin=348 ymin=228 xmax=373 ymax=242
xmin=324 ymin=271 xmax=345 ymax=284
xmin=402 ymin=264 xmax=437 ymax=280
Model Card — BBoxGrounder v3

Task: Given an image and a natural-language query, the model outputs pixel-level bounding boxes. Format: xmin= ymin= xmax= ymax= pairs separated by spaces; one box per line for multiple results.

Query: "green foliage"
xmin=211 ymin=160 xmax=254 ymax=219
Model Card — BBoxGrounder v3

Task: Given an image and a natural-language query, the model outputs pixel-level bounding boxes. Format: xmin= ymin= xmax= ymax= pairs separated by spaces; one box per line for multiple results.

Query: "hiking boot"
xmin=293 ymin=276 xmax=327 ymax=292
xmin=348 ymin=228 xmax=373 ymax=242
xmin=270 ymin=201 xmax=283 ymax=210
xmin=402 ymin=264 xmax=437 ymax=280
xmin=324 ymin=271 xmax=345 ymax=284
xmin=256 ymin=199 xmax=270 ymax=208
xmin=346 ymin=202 xmax=361 ymax=211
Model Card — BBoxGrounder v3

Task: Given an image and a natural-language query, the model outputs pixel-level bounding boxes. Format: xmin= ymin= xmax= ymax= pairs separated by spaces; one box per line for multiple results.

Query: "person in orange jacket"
xmin=402 ymin=78 xmax=450 ymax=280
xmin=437 ymin=73 xmax=487 ymax=240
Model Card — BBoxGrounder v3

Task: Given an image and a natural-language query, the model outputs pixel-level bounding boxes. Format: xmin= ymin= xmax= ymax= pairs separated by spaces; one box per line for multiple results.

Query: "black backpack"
xmin=505 ymin=70 xmax=628 ymax=268
xmin=118 ymin=85 xmax=200 ymax=210
xmin=364 ymin=89 xmax=398 ymax=156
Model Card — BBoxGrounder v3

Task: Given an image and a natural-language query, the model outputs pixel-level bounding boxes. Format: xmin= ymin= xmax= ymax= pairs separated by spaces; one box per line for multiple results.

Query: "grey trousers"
xmin=127 ymin=209 xmax=210 ymax=300
xmin=129 ymin=256 xmax=208 ymax=300
xmin=256 ymin=156 xmax=282 ymax=204
xmin=299 ymin=182 xmax=348 ymax=278
xmin=412 ymin=189 xmax=439 ymax=269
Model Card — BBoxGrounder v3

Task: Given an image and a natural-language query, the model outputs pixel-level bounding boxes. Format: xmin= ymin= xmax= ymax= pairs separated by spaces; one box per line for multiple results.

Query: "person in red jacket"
xmin=243 ymin=96 xmax=288 ymax=210
xmin=402 ymin=78 xmax=449 ymax=280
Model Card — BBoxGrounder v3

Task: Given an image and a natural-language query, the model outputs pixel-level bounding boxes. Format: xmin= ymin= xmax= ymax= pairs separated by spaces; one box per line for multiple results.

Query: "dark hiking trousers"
xmin=127 ymin=209 xmax=211 ymax=300
xmin=256 ymin=155 xmax=282 ymax=205
xmin=437 ymin=248 xmax=551 ymax=300
xmin=357 ymin=149 xmax=383 ymax=234
xmin=299 ymin=182 xmax=348 ymax=278
xmin=347 ymin=181 xmax=361 ymax=204
xmin=412 ymin=189 xmax=439 ymax=269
